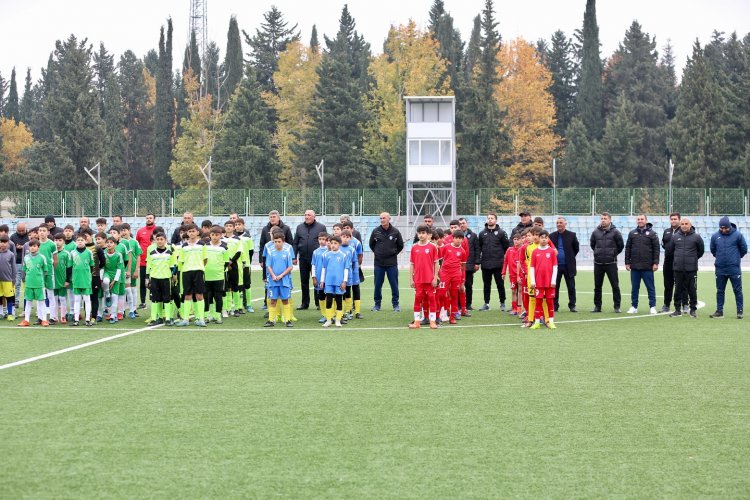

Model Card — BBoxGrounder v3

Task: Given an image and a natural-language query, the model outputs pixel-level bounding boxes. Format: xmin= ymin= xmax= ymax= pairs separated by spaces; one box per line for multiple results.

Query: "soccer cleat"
xmin=355 ymin=313 xmax=363 ymax=319
xmin=263 ymin=321 xmax=276 ymax=328
xmin=449 ymin=316 xmax=457 ymax=325
xmin=659 ymin=305 xmax=670 ymax=313
xmin=480 ymin=304 xmax=490 ymax=311
xmin=626 ymin=307 xmax=638 ymax=314
xmin=174 ymin=320 xmax=189 ymax=327
xmin=461 ymin=310 xmax=471 ymax=317
xmin=129 ymin=312 xmax=137 ymax=319
xmin=138 ymin=303 xmax=147 ymax=310
xmin=117 ymin=314 xmax=124 ymax=321
xmin=669 ymin=311 xmax=682 ymax=317
xmin=286 ymin=321 xmax=293 ymax=328
xmin=614 ymin=308 xmax=621 ymax=314
xmin=194 ymin=320 xmax=207 ymax=327
xmin=335 ymin=320 xmax=342 ymax=327
xmin=246 ymin=306 xmax=255 ymax=313
xmin=96 ymin=316 xmax=103 ymax=323
xmin=215 ymin=317 xmax=223 ymax=325
xmin=508 ymin=310 xmax=518 ymax=316
xmin=85 ymin=321 xmax=94 ymax=327
xmin=34 ymin=319 xmax=43 ymax=326
xmin=682 ymin=305 xmax=690 ymax=314
xmin=439 ymin=312 xmax=449 ymax=322
xmin=689 ymin=310 xmax=697 ymax=318
xmin=500 ymin=303 xmax=506 ymax=312
xmin=148 ymin=319 xmax=164 ymax=327
xmin=738 ymin=310 xmax=744 ymax=320
xmin=238 ymin=309 xmax=245 ymax=315
xmin=72 ymin=321 xmax=80 ymax=327
xmin=105 ymin=297 xmax=112 ymax=308
xmin=48 ymin=319 xmax=57 ymax=325
xmin=7 ymin=314 xmax=15 ymax=321
xmin=521 ymin=321 xmax=531 ymax=328
xmin=408 ymin=320 xmax=421 ymax=329
xmin=709 ymin=310 xmax=723 ymax=318
xmin=650 ymin=307 xmax=658 ymax=315
xmin=569 ymin=307 xmax=578 ymax=313
xmin=222 ymin=310 xmax=229 ymax=318
xmin=18 ymin=320 xmax=30 ymax=327
xmin=547 ymin=322 xmax=557 ymax=329
xmin=60 ymin=317 xmax=67 ymax=324
xmin=429 ymin=320 xmax=438 ymax=329
xmin=233 ymin=310 xmax=241 ymax=318
xmin=371 ymin=305 xmax=381 ymax=312
xmin=529 ymin=321 xmax=541 ymax=330
xmin=109 ymin=318 xmax=118 ymax=324
xmin=165 ymin=319 xmax=175 ymax=326
xmin=41 ymin=321 xmax=50 ymax=327
xmin=319 ymin=316 xmax=326 ymax=323
xmin=322 ymin=320 xmax=332 ymax=328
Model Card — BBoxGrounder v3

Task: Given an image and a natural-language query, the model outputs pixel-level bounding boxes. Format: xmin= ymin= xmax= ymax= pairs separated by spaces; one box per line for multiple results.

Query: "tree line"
xmin=0 ymin=0 xmax=748 ymax=193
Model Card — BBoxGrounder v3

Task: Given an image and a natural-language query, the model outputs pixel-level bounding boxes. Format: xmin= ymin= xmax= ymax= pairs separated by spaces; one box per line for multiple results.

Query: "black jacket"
xmin=10 ymin=231 xmax=29 ymax=264
xmin=511 ymin=221 xmax=533 ymax=239
xmin=294 ymin=220 xmax=327 ymax=262
xmin=259 ymin=221 xmax=294 ymax=263
xmin=590 ymin=223 xmax=624 ymax=265
xmin=477 ymin=224 xmax=510 ymax=269
xmin=369 ymin=224 xmax=404 ymax=267
xmin=667 ymin=226 xmax=704 ymax=272
xmin=463 ymin=228 xmax=479 ymax=270
xmin=625 ymin=223 xmax=660 ymax=270
xmin=662 ymin=226 xmax=680 ymax=261
xmin=549 ymin=229 xmax=579 ymax=276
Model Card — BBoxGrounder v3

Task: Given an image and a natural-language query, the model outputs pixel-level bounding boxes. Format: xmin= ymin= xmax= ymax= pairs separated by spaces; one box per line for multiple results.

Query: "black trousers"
xmin=482 ymin=267 xmax=506 ymax=305
xmin=554 ymin=267 xmax=577 ymax=310
xmin=593 ymin=263 xmax=621 ymax=309
xmin=90 ymin=275 xmax=101 ymax=318
xmin=662 ymin=259 xmax=687 ymax=307
xmin=299 ymin=259 xmax=318 ymax=308
xmin=465 ymin=270 xmax=475 ymax=309
xmin=140 ymin=265 xmax=148 ymax=304
xmin=673 ymin=270 xmax=698 ymax=311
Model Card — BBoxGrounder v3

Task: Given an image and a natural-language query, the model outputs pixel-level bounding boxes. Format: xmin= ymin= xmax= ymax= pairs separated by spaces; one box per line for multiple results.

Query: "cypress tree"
xmin=93 ymin=43 xmax=126 ymax=184
xmin=310 ymin=25 xmax=320 ymax=55
xmin=119 ymin=50 xmax=154 ymax=188
xmin=221 ymin=16 xmax=243 ymax=110
xmin=153 ymin=19 xmax=175 ymax=188
xmin=463 ymin=16 xmax=481 ymax=87
xmin=546 ymin=30 xmax=577 ymax=137
xmin=6 ymin=68 xmax=19 ymax=123
xmin=204 ymin=41 xmax=221 ymax=102
xmin=600 ymin=93 xmax=641 ymax=187
xmin=243 ymin=6 xmax=299 ymax=95
xmin=19 ymin=68 xmax=34 ymax=125
xmin=428 ymin=0 xmax=464 ymax=95
xmin=213 ymin=64 xmax=280 ymax=188
xmin=0 ymin=72 xmax=7 ymax=117
xmin=661 ymin=41 xmax=678 ymax=120
xmin=560 ymin=117 xmax=600 ymax=187
xmin=576 ymin=0 xmax=604 ymax=139
xmin=143 ymin=49 xmax=159 ymax=76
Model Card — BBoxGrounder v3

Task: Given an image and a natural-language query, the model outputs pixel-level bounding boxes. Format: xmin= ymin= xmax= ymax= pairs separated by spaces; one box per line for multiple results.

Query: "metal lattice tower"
xmin=188 ymin=0 xmax=208 ymax=96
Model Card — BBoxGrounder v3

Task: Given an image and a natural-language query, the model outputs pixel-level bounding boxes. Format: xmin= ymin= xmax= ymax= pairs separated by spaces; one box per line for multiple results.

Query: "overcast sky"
xmin=1 ymin=0 xmax=749 ymax=87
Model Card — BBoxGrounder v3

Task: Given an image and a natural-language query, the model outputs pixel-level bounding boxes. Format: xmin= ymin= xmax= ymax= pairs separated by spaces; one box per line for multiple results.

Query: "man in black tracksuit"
xmin=661 ymin=212 xmax=685 ymax=312
xmin=590 ymin=212 xmax=624 ymax=313
xmin=459 ymin=217 xmax=479 ymax=310
xmin=477 ymin=213 xmax=510 ymax=311
xmin=666 ymin=217 xmax=704 ymax=317
xmin=369 ymin=212 xmax=404 ymax=311
xmin=510 ymin=211 xmax=533 ymax=238
xmin=624 ymin=214 xmax=660 ymax=314
xmin=293 ymin=210 xmax=327 ymax=310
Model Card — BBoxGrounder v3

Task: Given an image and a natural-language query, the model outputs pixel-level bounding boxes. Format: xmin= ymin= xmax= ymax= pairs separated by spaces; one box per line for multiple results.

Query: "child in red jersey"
xmin=439 ymin=230 xmax=467 ymax=324
xmin=529 ymin=230 xmax=558 ymax=330
xmin=409 ymin=225 xmax=439 ymax=329
xmin=503 ymin=233 xmax=524 ymax=316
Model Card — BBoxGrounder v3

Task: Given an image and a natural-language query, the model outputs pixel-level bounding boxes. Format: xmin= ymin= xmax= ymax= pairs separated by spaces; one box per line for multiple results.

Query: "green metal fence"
xmin=0 ymin=191 xmax=28 ymax=218
xmin=595 ymin=188 xmax=631 ymax=215
xmin=248 ymin=189 xmax=284 ymax=216
xmin=456 ymin=190 xmax=476 ymax=216
xmin=363 ymin=189 xmax=399 ymax=215
xmin=519 ymin=188 xmax=554 ymax=215
xmin=174 ymin=190 xmax=207 ymax=215
xmin=479 ymin=188 xmax=515 ymax=214
xmin=673 ymin=188 xmax=706 ymax=215
xmin=709 ymin=188 xmax=744 ymax=216
xmin=29 ymin=191 xmax=63 ymax=217
xmin=136 ymin=190 xmax=172 ymax=217
xmin=325 ymin=189 xmax=359 ymax=216
xmin=555 ymin=188 xmax=591 ymax=215
xmin=633 ymin=188 xmax=669 ymax=215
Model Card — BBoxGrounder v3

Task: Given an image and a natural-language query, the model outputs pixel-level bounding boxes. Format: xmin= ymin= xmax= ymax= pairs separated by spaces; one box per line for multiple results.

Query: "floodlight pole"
xmin=668 ymin=158 xmax=674 ymax=213
xmin=84 ymin=162 xmax=101 ymax=217
xmin=552 ymin=157 xmax=557 ymax=216
xmin=315 ymin=159 xmax=324 ymax=213
xmin=200 ymin=157 xmax=212 ymax=216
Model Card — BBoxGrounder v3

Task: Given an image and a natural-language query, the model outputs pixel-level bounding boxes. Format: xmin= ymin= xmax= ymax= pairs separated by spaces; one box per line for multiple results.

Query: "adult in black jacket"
xmin=369 ymin=212 xmax=404 ymax=311
xmin=293 ymin=210 xmax=327 ymax=310
xmin=511 ymin=211 xmax=533 ymax=238
xmin=550 ymin=217 xmax=579 ymax=312
xmin=624 ymin=214 xmax=660 ymax=314
xmin=477 ymin=213 xmax=510 ymax=311
xmin=590 ymin=212 xmax=624 ymax=313
xmin=661 ymin=212 xmax=683 ymax=312
xmin=412 ymin=215 xmax=435 ymax=244
xmin=459 ymin=217 xmax=480 ymax=310
xmin=666 ymin=218 xmax=705 ymax=317
xmin=171 ymin=212 xmax=194 ymax=245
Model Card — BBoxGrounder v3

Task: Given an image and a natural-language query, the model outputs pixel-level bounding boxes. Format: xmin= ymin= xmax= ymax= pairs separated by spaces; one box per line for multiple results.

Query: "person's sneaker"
xmin=109 ymin=318 xmax=118 ymax=324
xmin=521 ymin=321 xmax=531 ymax=328
xmin=479 ymin=304 xmax=490 ymax=311
xmin=408 ymin=320 xmax=421 ymax=329
xmin=569 ymin=307 xmax=578 ymax=313
xmin=520 ymin=311 xmax=528 ymax=320
xmin=194 ymin=320 xmax=207 ymax=327
xmin=355 ymin=313 xmax=363 ymax=319
xmin=322 ymin=320 xmax=332 ymax=328
xmin=393 ymin=306 xmax=401 ymax=313
xmin=165 ymin=319 xmax=175 ymax=326
xmin=627 ymin=306 xmax=638 ymax=314
xmin=246 ymin=306 xmax=255 ymax=313
xmin=215 ymin=317 xmax=223 ymax=325
xmin=682 ymin=305 xmax=690 ymax=313
xmin=96 ymin=316 xmax=103 ymax=323
xmin=449 ymin=316 xmax=457 ymax=325
xmin=60 ymin=317 xmax=67 ymax=324
xmin=420 ymin=317 xmax=429 ymax=326
xmin=174 ymin=319 xmax=189 ymax=327
xmin=461 ymin=310 xmax=471 ymax=317
xmin=72 ymin=321 xmax=80 ymax=327
xmin=709 ymin=310 xmax=723 ymax=318
xmin=371 ymin=305 xmax=381 ymax=312
xmin=659 ymin=305 xmax=670 ymax=313
xmin=439 ymin=312 xmax=449 ymax=322
xmin=318 ymin=316 xmax=326 ymax=323
xmin=238 ymin=309 xmax=245 ymax=315
xmin=41 ymin=320 xmax=50 ymax=327
xmin=263 ymin=312 xmax=269 ymax=319
xmin=148 ymin=319 xmax=164 ymax=326
xmin=129 ymin=312 xmax=137 ymax=319
xmin=500 ymin=303 xmax=506 ymax=312
xmin=689 ymin=310 xmax=697 ymax=318
xmin=590 ymin=307 xmax=601 ymax=313
xmin=18 ymin=320 xmax=30 ymax=327
xmin=138 ymin=303 xmax=147 ymax=310
xmin=738 ymin=310 xmax=743 ymax=320
xmin=334 ymin=320 xmax=342 ymax=327
xmin=509 ymin=310 xmax=518 ymax=316
xmin=48 ymin=319 xmax=57 ymax=325
xmin=650 ymin=307 xmax=658 ymax=315
xmin=222 ymin=310 xmax=229 ymax=318
xmin=286 ymin=321 xmax=293 ymax=328
xmin=614 ymin=308 xmax=621 ymax=314
xmin=117 ymin=314 xmax=124 ymax=321
xmin=263 ymin=321 xmax=276 ymax=327
xmin=85 ymin=321 xmax=94 ymax=327
xmin=6 ymin=314 xmax=15 ymax=321
xmin=233 ymin=311 xmax=241 ymax=317
xmin=669 ymin=311 xmax=682 ymax=317
xmin=429 ymin=320 xmax=438 ymax=329
xmin=529 ymin=321 xmax=541 ymax=330
xmin=547 ymin=321 xmax=557 ymax=329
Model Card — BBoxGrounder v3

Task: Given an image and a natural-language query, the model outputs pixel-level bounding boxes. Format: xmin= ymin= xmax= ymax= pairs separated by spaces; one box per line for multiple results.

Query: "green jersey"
xmin=204 ymin=242 xmax=229 ymax=282
xmin=179 ymin=241 xmax=206 ymax=272
xmin=222 ymin=236 xmax=242 ymax=264
xmin=146 ymin=246 xmax=175 ymax=280
xmin=38 ymin=239 xmax=57 ymax=287
xmin=23 ymin=253 xmax=49 ymax=289
xmin=114 ymin=240 xmax=129 ymax=271
xmin=103 ymin=250 xmax=124 ymax=280
xmin=123 ymin=237 xmax=142 ymax=273
xmin=237 ymin=234 xmax=254 ymax=267
xmin=54 ymin=250 xmax=71 ymax=290
xmin=64 ymin=240 xmax=77 ymax=253
xmin=69 ymin=247 xmax=94 ymax=289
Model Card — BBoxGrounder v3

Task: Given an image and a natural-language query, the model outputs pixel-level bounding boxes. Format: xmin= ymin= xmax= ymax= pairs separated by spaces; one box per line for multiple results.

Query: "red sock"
xmin=546 ymin=297 xmax=555 ymax=320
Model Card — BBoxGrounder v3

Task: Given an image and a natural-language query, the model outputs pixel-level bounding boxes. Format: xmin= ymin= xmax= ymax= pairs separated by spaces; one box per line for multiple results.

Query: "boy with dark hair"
xmin=102 ymin=236 xmax=125 ymax=323
xmin=108 ymin=225 xmax=130 ymax=320
xmin=530 ymin=230 xmax=558 ymax=329
xmin=319 ymin=235 xmax=349 ymax=328
xmin=119 ymin=223 xmax=142 ymax=319
xmin=409 ymin=225 xmax=439 ymax=329
xmin=0 ymin=235 xmax=17 ymax=321
xmin=52 ymin=234 xmax=71 ymax=324
xmin=234 ymin=218 xmax=255 ymax=313
xmin=146 ymin=232 xmax=176 ymax=326
xmin=83 ymin=229 xmax=106 ymax=322
xmin=222 ymin=220 xmax=242 ymax=317
xmin=63 ymin=225 xmax=76 ymax=251
xmin=439 ymin=230 xmax=467 ymax=325
xmin=175 ymin=224 xmax=207 ymax=327
xmin=264 ymin=233 xmax=295 ymax=328
xmin=204 ymin=226 xmax=229 ymax=324
xmin=19 ymin=239 xmax=49 ymax=327
xmin=200 ymin=220 xmax=213 ymax=242
xmin=69 ymin=235 xmax=95 ymax=326
xmin=311 ymin=232 xmax=330 ymax=323
xmin=95 ymin=218 xmax=108 ymax=235
xmin=37 ymin=224 xmax=59 ymax=323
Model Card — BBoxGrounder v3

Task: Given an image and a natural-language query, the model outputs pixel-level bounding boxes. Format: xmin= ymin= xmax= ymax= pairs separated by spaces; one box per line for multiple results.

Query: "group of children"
xmin=410 ymin=221 xmax=559 ymax=330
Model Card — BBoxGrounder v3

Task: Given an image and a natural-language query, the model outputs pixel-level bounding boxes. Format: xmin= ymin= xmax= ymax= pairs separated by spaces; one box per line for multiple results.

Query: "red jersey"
xmin=443 ymin=234 xmax=470 ymax=257
xmin=411 ymin=242 xmax=439 ymax=283
xmin=439 ymin=244 xmax=466 ymax=280
xmin=530 ymin=245 xmax=558 ymax=288
xmin=135 ymin=225 xmax=156 ymax=267
xmin=517 ymin=243 xmax=529 ymax=280
xmin=502 ymin=246 xmax=518 ymax=280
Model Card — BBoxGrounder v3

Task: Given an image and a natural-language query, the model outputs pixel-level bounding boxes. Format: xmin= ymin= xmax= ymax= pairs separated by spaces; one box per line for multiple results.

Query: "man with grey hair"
xmin=294 ymin=210 xmax=327 ymax=310
xmin=369 ymin=212 xmax=404 ymax=312
xmin=171 ymin=212 xmax=194 ymax=244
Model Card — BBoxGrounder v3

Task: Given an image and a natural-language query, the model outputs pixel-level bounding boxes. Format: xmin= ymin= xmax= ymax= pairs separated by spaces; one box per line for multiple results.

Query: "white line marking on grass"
xmin=0 ymin=324 xmax=162 ymax=371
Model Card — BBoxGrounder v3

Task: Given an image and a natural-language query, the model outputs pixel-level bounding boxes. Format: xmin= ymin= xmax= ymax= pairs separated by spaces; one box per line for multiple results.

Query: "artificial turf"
xmin=1 ymin=271 xmax=748 ymax=498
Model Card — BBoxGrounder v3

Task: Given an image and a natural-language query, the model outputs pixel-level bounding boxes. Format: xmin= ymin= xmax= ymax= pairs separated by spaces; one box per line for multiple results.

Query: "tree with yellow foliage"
xmin=494 ymin=38 xmax=560 ymax=187
xmin=0 ymin=117 xmax=34 ymax=171
xmin=366 ymin=20 xmax=451 ymax=188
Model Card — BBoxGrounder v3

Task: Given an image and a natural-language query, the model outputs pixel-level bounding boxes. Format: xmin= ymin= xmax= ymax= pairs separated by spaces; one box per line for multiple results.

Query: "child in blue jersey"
xmin=340 ymin=229 xmax=364 ymax=320
xmin=264 ymin=234 xmax=294 ymax=328
xmin=320 ymin=235 xmax=351 ymax=328
xmin=311 ymin=232 xmax=329 ymax=323
xmin=263 ymin=227 xmax=297 ymax=323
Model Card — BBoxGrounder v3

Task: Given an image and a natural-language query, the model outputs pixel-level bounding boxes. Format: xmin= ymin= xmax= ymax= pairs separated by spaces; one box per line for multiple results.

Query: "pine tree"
xmin=463 ymin=15 xmax=481 ymax=82
xmin=546 ymin=30 xmax=577 ymax=137
xmin=30 ymin=55 xmax=55 ymax=143
xmin=600 ymin=93 xmax=641 ymax=187
xmin=661 ymin=40 xmax=678 ymax=120
xmin=576 ymin=0 xmax=604 ymax=139
xmin=93 ymin=43 xmax=126 ymax=184
xmin=204 ymin=41 xmax=221 ymax=102
xmin=296 ymin=5 xmax=373 ymax=188
xmin=560 ymin=117 xmax=600 ymax=187
xmin=221 ymin=16 xmax=243 ymax=111
xmin=5 ymin=69 xmax=19 ymax=123
xmin=143 ymin=49 xmax=159 ymax=76
xmin=119 ymin=50 xmax=154 ymax=189
xmin=0 ymin=72 xmax=7 ymax=117
xmin=153 ymin=19 xmax=175 ymax=188
xmin=428 ymin=0 xmax=464 ymax=95
xmin=428 ymin=0 xmax=446 ymax=30
xmin=310 ymin=25 xmax=320 ymax=55
xmin=19 ymin=68 xmax=34 ymax=125
xmin=213 ymin=64 xmax=280 ymax=188
xmin=243 ymin=6 xmax=299 ymax=95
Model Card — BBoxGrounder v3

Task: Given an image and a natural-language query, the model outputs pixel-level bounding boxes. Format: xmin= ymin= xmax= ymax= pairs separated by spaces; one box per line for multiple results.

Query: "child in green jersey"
xmin=101 ymin=237 xmax=125 ymax=324
xmin=69 ymin=235 xmax=95 ymax=326
xmin=146 ymin=232 xmax=176 ymax=326
xmin=37 ymin=224 xmax=59 ymax=323
xmin=175 ymin=224 xmax=207 ymax=327
xmin=120 ymin=223 xmax=142 ymax=319
xmin=109 ymin=226 xmax=131 ymax=320
xmin=52 ymin=234 xmax=71 ymax=324
xmin=204 ymin=226 xmax=229 ymax=323
xmin=222 ymin=221 xmax=243 ymax=317
xmin=19 ymin=239 xmax=49 ymax=327
xmin=234 ymin=218 xmax=255 ymax=313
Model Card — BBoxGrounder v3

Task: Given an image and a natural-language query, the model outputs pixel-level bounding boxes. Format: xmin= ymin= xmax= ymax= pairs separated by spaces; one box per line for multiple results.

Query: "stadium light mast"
xmin=188 ymin=0 xmax=208 ymax=97
xmin=200 ymin=157 xmax=212 ymax=216
xmin=84 ymin=162 xmax=101 ymax=217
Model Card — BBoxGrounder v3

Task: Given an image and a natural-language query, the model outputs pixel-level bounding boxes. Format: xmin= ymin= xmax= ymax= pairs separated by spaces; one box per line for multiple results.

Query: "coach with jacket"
xmin=477 ymin=213 xmax=510 ymax=310
xmin=624 ymin=214 xmax=660 ymax=314
xmin=369 ymin=212 xmax=404 ymax=311
xmin=666 ymin=217 xmax=704 ymax=317
xmin=709 ymin=216 xmax=747 ymax=318
xmin=550 ymin=216 xmax=579 ymax=312
xmin=293 ymin=210 xmax=327 ymax=310
xmin=459 ymin=217 xmax=480 ymax=310
xmin=259 ymin=210 xmax=294 ymax=281
xmin=590 ymin=212 xmax=624 ymax=313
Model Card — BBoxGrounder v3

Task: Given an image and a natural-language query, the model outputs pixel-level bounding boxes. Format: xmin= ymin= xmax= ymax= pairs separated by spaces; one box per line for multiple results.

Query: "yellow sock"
xmin=326 ymin=305 xmax=334 ymax=321
xmin=336 ymin=309 xmax=344 ymax=322
xmin=289 ymin=296 xmax=298 ymax=321
xmin=344 ymin=297 xmax=352 ymax=314
xmin=269 ymin=302 xmax=278 ymax=323
xmin=283 ymin=303 xmax=292 ymax=323
xmin=529 ymin=296 xmax=536 ymax=319
xmin=354 ymin=300 xmax=361 ymax=314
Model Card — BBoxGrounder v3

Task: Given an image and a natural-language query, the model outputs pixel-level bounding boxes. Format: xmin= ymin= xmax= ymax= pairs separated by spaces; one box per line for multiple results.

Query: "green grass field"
xmin=1 ymin=270 xmax=749 ymax=498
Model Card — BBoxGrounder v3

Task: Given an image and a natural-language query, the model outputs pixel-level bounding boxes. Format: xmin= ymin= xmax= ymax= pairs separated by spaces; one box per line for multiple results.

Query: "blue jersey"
xmin=266 ymin=245 xmax=294 ymax=288
xmin=321 ymin=249 xmax=350 ymax=288
xmin=340 ymin=243 xmax=357 ymax=286
xmin=311 ymin=246 xmax=328 ymax=289
xmin=263 ymin=241 xmax=295 ymax=261
xmin=343 ymin=237 xmax=363 ymax=285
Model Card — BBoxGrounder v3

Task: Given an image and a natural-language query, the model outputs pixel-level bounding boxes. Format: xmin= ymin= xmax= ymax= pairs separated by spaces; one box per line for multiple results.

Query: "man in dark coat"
xmin=667 ymin=217 xmax=704 ymax=317
xmin=477 ymin=213 xmax=510 ymax=311
xmin=459 ymin=217 xmax=479 ymax=310
xmin=624 ymin=214 xmax=660 ymax=315
xmin=293 ymin=210 xmax=327 ymax=310
xmin=661 ymin=212 xmax=683 ymax=312
xmin=511 ymin=211 xmax=533 ymax=238
xmin=590 ymin=212 xmax=624 ymax=313
xmin=709 ymin=216 xmax=747 ymax=319
xmin=550 ymin=216 xmax=579 ymax=312
xmin=369 ymin=212 xmax=404 ymax=312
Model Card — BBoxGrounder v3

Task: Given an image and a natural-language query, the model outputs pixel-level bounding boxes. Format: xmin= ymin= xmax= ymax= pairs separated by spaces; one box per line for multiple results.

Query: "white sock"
xmin=110 ymin=295 xmax=120 ymax=317
xmin=83 ymin=296 xmax=92 ymax=321
xmin=102 ymin=278 xmax=111 ymax=298
xmin=36 ymin=300 xmax=48 ymax=321
xmin=429 ymin=312 xmax=436 ymax=321
xmin=24 ymin=301 xmax=32 ymax=321
xmin=74 ymin=295 xmax=82 ymax=321
xmin=67 ymin=289 xmax=73 ymax=310
xmin=118 ymin=294 xmax=126 ymax=314
xmin=59 ymin=296 xmax=67 ymax=319
xmin=46 ymin=289 xmax=57 ymax=320
xmin=414 ymin=312 xmax=420 ymax=321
